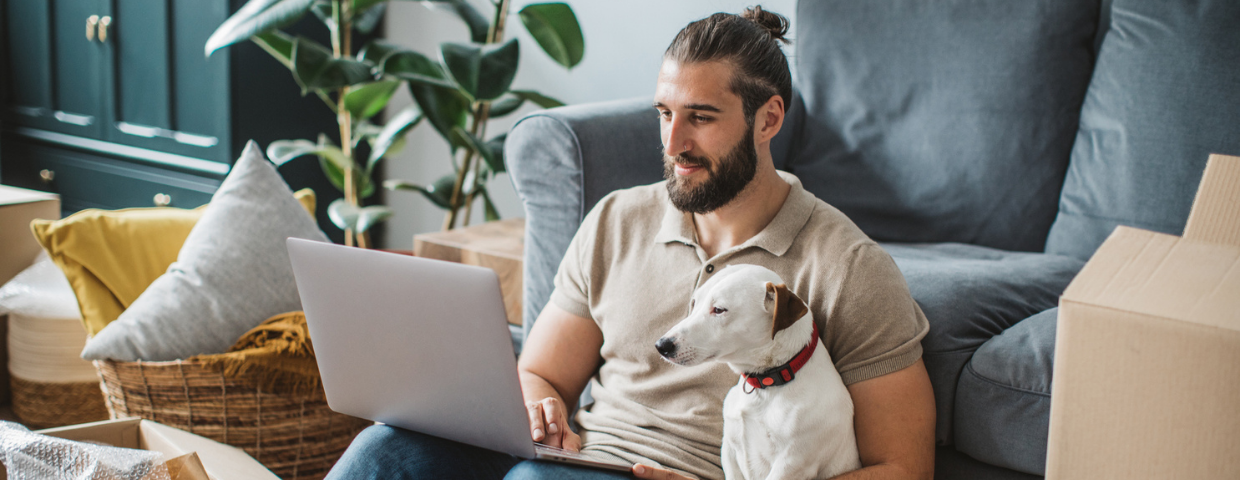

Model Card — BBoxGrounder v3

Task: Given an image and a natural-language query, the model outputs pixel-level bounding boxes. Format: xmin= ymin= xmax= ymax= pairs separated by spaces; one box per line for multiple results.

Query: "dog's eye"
xmin=711 ymin=306 xmax=727 ymax=315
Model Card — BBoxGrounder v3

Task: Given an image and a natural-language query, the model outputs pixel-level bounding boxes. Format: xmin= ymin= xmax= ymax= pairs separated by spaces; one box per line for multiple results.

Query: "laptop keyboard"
xmin=535 ymin=443 xmax=590 ymax=459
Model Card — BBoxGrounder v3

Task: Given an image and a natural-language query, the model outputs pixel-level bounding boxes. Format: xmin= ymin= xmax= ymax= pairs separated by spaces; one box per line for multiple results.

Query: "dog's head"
xmin=656 ymin=264 xmax=809 ymax=367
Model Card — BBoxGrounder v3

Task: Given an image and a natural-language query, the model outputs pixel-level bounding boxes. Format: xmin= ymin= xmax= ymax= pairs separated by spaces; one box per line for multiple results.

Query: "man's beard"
xmin=663 ymin=131 xmax=758 ymax=214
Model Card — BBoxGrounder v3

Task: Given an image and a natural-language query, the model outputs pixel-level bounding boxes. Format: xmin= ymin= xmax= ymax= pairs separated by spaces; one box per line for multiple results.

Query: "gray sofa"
xmin=505 ymin=0 xmax=1240 ymax=478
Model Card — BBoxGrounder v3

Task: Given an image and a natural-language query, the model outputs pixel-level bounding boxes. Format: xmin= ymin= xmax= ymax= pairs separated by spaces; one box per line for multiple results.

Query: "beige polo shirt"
xmin=549 ymin=172 xmax=929 ymax=480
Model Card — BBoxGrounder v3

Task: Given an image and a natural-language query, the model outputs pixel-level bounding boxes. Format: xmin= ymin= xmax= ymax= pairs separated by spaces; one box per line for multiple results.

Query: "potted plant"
xmin=206 ymin=0 xmax=584 ymax=247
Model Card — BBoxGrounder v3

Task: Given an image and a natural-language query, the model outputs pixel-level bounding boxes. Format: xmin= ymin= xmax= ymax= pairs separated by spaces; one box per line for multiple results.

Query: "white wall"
xmin=381 ymin=0 xmax=796 ymax=248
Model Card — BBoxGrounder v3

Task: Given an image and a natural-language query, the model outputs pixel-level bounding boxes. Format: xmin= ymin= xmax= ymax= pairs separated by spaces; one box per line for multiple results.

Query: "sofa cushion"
xmin=881 ymin=243 xmax=1081 ymax=445
xmin=1045 ymin=0 xmax=1240 ymax=260
xmin=955 ymin=307 xmax=1058 ymax=476
xmin=793 ymin=0 xmax=1099 ymax=252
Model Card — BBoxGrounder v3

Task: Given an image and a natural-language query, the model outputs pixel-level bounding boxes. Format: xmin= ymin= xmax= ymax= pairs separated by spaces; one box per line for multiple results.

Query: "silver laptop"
xmin=287 ymin=238 xmax=630 ymax=473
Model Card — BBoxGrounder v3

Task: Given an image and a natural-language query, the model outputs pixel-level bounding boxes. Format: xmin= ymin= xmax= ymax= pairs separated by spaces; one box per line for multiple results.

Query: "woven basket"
xmin=10 ymin=375 xmax=108 ymax=428
xmin=95 ymin=359 xmax=370 ymax=480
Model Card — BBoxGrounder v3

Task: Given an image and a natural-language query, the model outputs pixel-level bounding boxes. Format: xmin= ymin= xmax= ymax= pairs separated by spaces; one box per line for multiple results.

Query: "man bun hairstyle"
xmin=664 ymin=5 xmax=792 ymax=124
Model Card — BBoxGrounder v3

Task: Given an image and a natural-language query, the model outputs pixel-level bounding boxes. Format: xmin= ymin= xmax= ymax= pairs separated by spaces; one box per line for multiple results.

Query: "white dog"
xmin=656 ymin=264 xmax=861 ymax=480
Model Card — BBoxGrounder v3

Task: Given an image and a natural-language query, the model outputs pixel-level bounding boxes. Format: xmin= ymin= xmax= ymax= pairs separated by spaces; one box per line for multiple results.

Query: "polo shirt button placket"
xmin=705 ymin=264 xmax=715 ymax=274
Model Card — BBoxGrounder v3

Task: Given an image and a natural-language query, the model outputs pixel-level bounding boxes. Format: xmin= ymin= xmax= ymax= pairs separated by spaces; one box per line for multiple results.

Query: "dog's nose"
xmin=655 ymin=337 xmax=677 ymax=358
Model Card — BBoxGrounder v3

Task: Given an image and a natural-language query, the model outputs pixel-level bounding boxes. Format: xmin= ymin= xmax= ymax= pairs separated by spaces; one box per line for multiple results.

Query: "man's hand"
xmin=525 ymin=396 xmax=582 ymax=451
xmin=518 ymin=303 xmax=603 ymax=452
xmin=632 ymin=464 xmax=694 ymax=480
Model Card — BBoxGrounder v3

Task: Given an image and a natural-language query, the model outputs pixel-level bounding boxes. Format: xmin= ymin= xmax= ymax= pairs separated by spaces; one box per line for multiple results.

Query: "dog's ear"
xmin=766 ymin=283 xmax=809 ymax=339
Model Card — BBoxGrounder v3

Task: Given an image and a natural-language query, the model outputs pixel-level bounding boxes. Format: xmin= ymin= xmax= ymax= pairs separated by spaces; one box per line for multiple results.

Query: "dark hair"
xmin=663 ymin=6 xmax=792 ymax=123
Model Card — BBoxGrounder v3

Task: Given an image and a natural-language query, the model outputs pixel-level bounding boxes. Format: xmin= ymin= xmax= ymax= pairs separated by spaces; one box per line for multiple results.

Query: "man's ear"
xmin=766 ymin=283 xmax=808 ymax=339
xmin=755 ymin=94 xmax=785 ymax=144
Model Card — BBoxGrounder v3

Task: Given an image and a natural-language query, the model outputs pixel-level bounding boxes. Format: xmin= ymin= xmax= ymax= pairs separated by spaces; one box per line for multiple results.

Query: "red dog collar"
xmin=743 ymin=322 xmax=819 ymax=392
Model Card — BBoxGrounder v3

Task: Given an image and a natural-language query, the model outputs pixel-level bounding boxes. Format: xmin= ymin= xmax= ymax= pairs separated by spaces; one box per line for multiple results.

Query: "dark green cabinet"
xmin=1 ymin=0 xmax=366 ymax=243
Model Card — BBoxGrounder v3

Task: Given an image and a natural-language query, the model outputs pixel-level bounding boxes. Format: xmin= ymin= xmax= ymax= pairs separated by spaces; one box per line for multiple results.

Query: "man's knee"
xmin=329 ymin=425 xmax=519 ymax=480
xmin=505 ymin=460 xmax=633 ymax=480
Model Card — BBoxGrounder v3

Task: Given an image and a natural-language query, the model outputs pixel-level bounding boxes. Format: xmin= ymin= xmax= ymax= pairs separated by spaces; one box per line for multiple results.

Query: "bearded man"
xmin=327 ymin=7 xmax=934 ymax=480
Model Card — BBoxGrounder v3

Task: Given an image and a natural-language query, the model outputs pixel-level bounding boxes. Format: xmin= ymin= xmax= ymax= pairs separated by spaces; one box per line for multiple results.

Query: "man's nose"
xmin=655 ymin=337 xmax=678 ymax=358
xmin=663 ymin=118 xmax=692 ymax=157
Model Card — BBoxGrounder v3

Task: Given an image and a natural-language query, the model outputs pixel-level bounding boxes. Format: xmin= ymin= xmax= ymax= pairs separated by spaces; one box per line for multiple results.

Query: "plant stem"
xmin=442 ymin=104 xmax=488 ymax=230
xmin=442 ymin=0 xmax=511 ymax=230
xmin=460 ymin=109 xmax=492 ymax=227
xmin=334 ymin=0 xmax=366 ymax=248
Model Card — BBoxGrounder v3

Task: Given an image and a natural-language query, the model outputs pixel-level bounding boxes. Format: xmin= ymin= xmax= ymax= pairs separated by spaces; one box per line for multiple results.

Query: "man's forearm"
xmin=519 ymin=370 xmax=573 ymax=407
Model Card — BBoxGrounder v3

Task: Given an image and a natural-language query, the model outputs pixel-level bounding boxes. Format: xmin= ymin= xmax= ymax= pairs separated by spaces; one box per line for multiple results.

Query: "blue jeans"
xmin=326 ymin=425 xmax=635 ymax=479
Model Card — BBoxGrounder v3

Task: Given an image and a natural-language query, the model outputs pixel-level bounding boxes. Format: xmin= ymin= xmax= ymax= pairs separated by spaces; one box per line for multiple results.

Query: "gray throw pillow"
xmin=1044 ymin=0 xmax=1240 ymax=260
xmin=791 ymin=0 xmax=1100 ymax=252
xmin=81 ymin=141 xmax=328 ymax=361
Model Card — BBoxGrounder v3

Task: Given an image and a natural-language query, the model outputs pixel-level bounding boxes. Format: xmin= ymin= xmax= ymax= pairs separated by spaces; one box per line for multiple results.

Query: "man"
xmin=327 ymin=7 xmax=934 ymax=480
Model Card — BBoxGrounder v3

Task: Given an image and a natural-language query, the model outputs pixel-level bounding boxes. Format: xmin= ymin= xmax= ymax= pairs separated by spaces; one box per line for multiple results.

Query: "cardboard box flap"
xmin=0 ymin=187 xmax=57 ymax=207
xmin=1062 ymin=226 xmax=1240 ymax=331
xmin=1183 ymin=153 xmax=1240 ymax=246
xmin=140 ymin=421 xmax=280 ymax=480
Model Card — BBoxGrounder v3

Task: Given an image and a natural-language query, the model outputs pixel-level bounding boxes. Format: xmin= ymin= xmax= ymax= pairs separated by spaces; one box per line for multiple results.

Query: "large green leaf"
xmin=356 ymin=205 xmax=392 ymax=233
xmin=488 ymin=96 xmax=524 ymax=118
xmin=352 ymin=0 xmax=385 ymax=12
xmin=480 ymin=188 xmax=501 ymax=222
xmin=320 ymin=156 xmax=376 ymax=198
xmin=251 ymin=30 xmax=296 ymax=69
xmin=344 ymin=80 xmax=401 ymax=119
xmin=309 ymin=1 xmax=334 ymax=31
xmin=510 ymin=89 xmax=564 ymax=108
xmin=450 ymin=127 xmax=505 ymax=174
xmin=359 ymin=40 xmax=401 ymax=66
xmin=353 ymin=3 xmax=386 ymax=34
xmin=418 ymin=0 xmax=490 ymax=43
xmin=368 ymin=106 xmax=423 ymax=168
xmin=291 ymin=36 xmax=374 ymax=93
xmin=407 ymin=82 xmax=470 ymax=147
xmin=385 ymin=173 xmax=458 ymax=210
xmin=329 ymin=200 xmax=393 ymax=233
xmin=380 ymin=50 xmax=456 ymax=88
xmin=206 ymin=0 xmax=316 ymax=56
xmin=440 ymin=39 xmax=519 ymax=101
xmin=518 ymin=3 xmax=583 ymax=68
xmin=267 ymin=138 xmax=351 ymax=172
xmin=484 ymin=133 xmax=506 ymax=173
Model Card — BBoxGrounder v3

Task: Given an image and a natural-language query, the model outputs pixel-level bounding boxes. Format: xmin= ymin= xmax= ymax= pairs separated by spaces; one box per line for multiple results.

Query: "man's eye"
xmin=711 ymin=306 xmax=727 ymax=315
xmin=657 ymin=110 xmax=671 ymax=119
xmin=693 ymin=115 xmax=711 ymax=123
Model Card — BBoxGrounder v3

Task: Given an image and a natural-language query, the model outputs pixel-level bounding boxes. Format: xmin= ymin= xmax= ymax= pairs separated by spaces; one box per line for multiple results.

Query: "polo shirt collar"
xmin=654 ymin=171 xmax=816 ymax=257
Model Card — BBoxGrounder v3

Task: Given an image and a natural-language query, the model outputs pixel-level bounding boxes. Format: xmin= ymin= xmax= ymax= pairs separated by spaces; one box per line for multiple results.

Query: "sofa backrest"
xmin=789 ymin=0 xmax=1101 ymax=252
xmin=1044 ymin=0 xmax=1240 ymax=260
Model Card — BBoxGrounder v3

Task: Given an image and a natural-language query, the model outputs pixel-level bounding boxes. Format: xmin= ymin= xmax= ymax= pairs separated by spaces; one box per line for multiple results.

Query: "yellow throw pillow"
xmin=31 ymin=189 xmax=316 ymax=336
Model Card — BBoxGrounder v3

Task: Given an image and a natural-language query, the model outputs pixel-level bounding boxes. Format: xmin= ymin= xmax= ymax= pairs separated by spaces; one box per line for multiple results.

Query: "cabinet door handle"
xmin=39 ymin=169 xmax=55 ymax=184
xmin=98 ymin=16 xmax=112 ymax=42
xmin=86 ymin=15 xmax=99 ymax=41
xmin=153 ymin=193 xmax=172 ymax=207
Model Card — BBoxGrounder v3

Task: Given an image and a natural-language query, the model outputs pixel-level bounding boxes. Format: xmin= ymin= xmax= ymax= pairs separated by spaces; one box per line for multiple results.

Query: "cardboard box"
xmin=0 ymin=185 xmax=58 ymax=404
xmin=0 ymin=418 xmax=279 ymax=480
xmin=1046 ymin=154 xmax=1240 ymax=479
xmin=414 ymin=218 xmax=525 ymax=325
xmin=0 ymin=185 xmax=59 ymax=288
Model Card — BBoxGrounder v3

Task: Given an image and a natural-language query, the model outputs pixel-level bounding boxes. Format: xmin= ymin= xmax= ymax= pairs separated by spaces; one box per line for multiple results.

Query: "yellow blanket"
xmin=193 ymin=311 xmax=320 ymax=394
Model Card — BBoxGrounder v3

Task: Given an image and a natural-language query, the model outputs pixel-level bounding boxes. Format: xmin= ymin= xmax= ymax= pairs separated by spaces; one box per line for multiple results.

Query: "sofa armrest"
xmin=506 ymin=98 xmax=664 ymax=339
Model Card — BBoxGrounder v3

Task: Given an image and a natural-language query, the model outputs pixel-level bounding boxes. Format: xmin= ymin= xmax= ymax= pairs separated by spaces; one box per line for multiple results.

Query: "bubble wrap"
xmin=0 ymin=421 xmax=170 ymax=480
xmin=0 ymin=252 xmax=81 ymax=319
